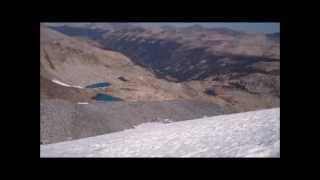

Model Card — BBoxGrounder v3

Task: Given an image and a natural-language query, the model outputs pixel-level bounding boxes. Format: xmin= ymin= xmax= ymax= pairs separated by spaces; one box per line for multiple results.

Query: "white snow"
xmin=40 ymin=108 xmax=280 ymax=157
xmin=77 ymin=102 xmax=89 ymax=105
xmin=51 ymin=79 xmax=83 ymax=89
xmin=52 ymin=79 xmax=71 ymax=87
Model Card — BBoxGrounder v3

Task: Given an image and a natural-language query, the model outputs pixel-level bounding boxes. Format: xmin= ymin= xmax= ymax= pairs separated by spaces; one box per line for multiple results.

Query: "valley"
xmin=40 ymin=23 xmax=280 ymax=157
xmin=46 ymin=23 xmax=280 ymax=112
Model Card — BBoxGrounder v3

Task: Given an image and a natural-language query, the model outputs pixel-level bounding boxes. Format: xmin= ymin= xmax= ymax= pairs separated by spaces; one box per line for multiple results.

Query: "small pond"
xmin=93 ymin=93 xmax=122 ymax=102
xmin=85 ymin=82 xmax=111 ymax=88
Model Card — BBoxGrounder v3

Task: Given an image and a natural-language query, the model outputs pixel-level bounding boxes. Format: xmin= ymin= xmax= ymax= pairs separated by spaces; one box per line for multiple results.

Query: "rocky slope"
xmin=41 ymin=99 xmax=227 ymax=144
xmin=45 ymin=23 xmax=280 ymax=111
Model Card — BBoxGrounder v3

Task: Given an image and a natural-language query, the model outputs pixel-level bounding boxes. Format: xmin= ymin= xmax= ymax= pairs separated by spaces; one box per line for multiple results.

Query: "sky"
xmin=135 ymin=23 xmax=280 ymax=34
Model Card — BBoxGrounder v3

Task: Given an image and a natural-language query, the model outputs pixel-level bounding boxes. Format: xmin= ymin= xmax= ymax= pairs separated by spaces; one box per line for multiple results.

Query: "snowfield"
xmin=40 ymin=108 xmax=280 ymax=157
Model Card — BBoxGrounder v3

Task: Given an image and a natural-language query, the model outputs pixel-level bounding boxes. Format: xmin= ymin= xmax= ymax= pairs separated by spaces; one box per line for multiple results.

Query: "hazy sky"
xmin=135 ymin=23 xmax=280 ymax=34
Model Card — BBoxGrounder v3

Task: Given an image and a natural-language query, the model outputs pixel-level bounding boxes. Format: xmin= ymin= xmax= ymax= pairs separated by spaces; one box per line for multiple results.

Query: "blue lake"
xmin=85 ymin=82 xmax=111 ymax=88
xmin=94 ymin=93 xmax=122 ymax=102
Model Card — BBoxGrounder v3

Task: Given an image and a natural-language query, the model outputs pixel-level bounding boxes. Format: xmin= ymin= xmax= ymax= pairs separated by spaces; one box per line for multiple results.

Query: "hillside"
xmin=41 ymin=108 xmax=280 ymax=157
xmin=41 ymin=99 xmax=227 ymax=144
xmin=41 ymin=25 xmax=205 ymax=102
xmin=45 ymin=23 xmax=280 ymax=112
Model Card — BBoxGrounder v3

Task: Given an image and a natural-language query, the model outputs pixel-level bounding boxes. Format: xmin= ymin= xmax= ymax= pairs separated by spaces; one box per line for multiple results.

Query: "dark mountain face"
xmin=267 ymin=32 xmax=280 ymax=42
xmin=52 ymin=25 xmax=105 ymax=40
xmin=50 ymin=25 xmax=279 ymax=78
xmin=46 ymin=23 xmax=280 ymax=111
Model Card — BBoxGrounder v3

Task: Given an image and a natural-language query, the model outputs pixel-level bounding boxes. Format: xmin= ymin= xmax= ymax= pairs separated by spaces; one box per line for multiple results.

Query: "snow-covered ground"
xmin=40 ymin=108 xmax=280 ymax=157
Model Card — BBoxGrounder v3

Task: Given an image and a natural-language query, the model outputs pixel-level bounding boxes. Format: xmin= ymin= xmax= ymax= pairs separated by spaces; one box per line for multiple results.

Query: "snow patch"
xmin=78 ymin=102 xmax=89 ymax=105
xmin=51 ymin=79 xmax=83 ymax=89
xmin=41 ymin=108 xmax=280 ymax=157
xmin=52 ymin=79 xmax=71 ymax=87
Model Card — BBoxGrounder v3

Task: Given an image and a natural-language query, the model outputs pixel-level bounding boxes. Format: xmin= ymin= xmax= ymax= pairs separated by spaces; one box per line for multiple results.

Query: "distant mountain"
xmin=183 ymin=24 xmax=206 ymax=31
xmin=160 ymin=25 xmax=177 ymax=30
xmin=266 ymin=32 xmax=280 ymax=42
xmin=207 ymin=27 xmax=248 ymax=36
xmin=44 ymin=23 xmax=280 ymax=112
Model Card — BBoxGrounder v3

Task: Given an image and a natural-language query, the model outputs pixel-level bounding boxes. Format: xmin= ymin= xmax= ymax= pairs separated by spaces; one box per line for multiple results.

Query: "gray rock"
xmin=41 ymin=99 xmax=226 ymax=144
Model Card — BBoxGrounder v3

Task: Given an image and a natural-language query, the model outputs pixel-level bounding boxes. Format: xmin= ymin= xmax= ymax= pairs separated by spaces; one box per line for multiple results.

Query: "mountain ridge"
xmin=41 ymin=23 xmax=279 ymax=113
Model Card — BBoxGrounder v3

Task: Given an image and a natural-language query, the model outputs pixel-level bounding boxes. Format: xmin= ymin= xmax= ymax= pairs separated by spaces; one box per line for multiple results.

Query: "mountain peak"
xmin=184 ymin=24 xmax=205 ymax=31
